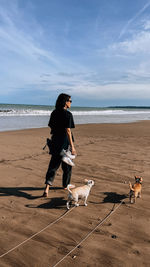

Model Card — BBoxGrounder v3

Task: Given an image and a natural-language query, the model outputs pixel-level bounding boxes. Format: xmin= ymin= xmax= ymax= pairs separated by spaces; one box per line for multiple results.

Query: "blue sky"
xmin=0 ymin=0 xmax=150 ymax=107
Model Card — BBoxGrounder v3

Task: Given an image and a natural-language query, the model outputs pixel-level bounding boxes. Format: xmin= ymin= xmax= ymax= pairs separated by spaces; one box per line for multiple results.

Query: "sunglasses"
xmin=67 ymin=99 xmax=72 ymax=103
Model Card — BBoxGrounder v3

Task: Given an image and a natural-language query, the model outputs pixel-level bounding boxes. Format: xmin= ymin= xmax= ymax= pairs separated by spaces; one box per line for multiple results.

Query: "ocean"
xmin=1 ymin=103 xmax=150 ymax=132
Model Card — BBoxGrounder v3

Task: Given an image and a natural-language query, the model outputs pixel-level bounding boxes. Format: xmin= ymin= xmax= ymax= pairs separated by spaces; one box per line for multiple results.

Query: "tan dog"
xmin=129 ymin=176 xmax=143 ymax=203
xmin=66 ymin=179 xmax=94 ymax=209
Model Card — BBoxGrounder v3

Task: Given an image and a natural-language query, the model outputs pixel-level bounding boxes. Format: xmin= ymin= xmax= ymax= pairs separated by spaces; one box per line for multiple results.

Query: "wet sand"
xmin=0 ymin=122 xmax=150 ymax=266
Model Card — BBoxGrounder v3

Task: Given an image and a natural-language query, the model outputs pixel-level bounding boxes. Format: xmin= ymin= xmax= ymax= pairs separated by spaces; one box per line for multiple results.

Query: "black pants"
xmin=45 ymin=154 xmax=72 ymax=188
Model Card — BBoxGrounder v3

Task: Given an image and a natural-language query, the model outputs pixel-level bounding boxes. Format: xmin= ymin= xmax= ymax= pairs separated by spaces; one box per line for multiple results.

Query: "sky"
xmin=0 ymin=0 xmax=150 ymax=107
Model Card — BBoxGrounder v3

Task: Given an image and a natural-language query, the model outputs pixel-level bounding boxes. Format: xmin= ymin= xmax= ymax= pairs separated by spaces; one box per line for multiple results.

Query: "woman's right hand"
xmin=71 ymin=146 xmax=76 ymax=155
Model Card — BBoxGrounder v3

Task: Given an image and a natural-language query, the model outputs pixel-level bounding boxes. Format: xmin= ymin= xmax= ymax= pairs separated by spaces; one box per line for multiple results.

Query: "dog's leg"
xmin=67 ymin=195 xmax=71 ymax=210
xmin=74 ymin=196 xmax=79 ymax=207
xmin=134 ymin=194 xmax=136 ymax=203
xmin=129 ymin=191 xmax=132 ymax=203
xmin=66 ymin=201 xmax=70 ymax=210
xmin=84 ymin=196 xmax=88 ymax=206
xmin=134 ymin=191 xmax=139 ymax=203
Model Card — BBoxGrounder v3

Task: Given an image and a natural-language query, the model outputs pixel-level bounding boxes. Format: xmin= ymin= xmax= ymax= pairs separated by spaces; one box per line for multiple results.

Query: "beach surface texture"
xmin=0 ymin=122 xmax=150 ymax=266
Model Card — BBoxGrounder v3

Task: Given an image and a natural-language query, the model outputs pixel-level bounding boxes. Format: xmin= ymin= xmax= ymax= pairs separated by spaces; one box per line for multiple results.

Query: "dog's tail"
xmin=129 ymin=182 xmax=134 ymax=191
xmin=67 ymin=184 xmax=75 ymax=193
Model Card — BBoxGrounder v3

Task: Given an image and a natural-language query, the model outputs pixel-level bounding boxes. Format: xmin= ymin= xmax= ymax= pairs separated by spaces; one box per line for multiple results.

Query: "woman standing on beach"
xmin=43 ymin=93 xmax=76 ymax=197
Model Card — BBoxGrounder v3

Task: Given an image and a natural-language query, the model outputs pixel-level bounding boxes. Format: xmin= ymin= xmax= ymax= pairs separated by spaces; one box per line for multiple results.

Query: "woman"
xmin=43 ymin=93 xmax=76 ymax=197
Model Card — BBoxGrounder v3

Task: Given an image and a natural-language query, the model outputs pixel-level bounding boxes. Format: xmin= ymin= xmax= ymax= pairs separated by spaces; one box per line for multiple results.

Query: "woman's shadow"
xmin=0 ymin=186 xmax=43 ymax=199
xmin=0 ymin=186 xmax=63 ymax=200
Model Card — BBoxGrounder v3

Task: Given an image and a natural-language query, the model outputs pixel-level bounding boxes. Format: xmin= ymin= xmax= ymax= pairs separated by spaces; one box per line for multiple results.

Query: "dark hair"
xmin=55 ymin=93 xmax=71 ymax=110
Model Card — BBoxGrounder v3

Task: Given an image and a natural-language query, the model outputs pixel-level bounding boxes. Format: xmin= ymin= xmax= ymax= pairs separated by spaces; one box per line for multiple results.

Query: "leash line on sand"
xmin=0 ymin=201 xmax=124 ymax=262
xmin=0 ymin=207 xmax=75 ymax=259
xmin=52 ymin=200 xmax=124 ymax=267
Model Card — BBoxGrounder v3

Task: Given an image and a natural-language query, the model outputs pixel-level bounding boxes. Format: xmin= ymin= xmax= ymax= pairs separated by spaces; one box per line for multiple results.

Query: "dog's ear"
xmin=140 ymin=177 xmax=143 ymax=182
xmin=84 ymin=179 xmax=88 ymax=183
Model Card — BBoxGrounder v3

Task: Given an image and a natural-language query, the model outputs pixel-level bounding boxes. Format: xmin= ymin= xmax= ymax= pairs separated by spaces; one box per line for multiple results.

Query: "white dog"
xmin=66 ymin=179 xmax=94 ymax=209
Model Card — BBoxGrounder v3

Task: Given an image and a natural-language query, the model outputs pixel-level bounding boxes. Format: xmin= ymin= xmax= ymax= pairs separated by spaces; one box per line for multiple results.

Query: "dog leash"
xmin=0 ymin=207 xmax=75 ymax=259
xmin=0 ymin=201 xmax=124 ymax=262
xmin=52 ymin=200 xmax=124 ymax=267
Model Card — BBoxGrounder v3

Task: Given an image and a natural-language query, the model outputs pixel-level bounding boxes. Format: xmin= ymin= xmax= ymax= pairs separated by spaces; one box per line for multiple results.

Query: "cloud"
xmin=0 ymin=0 xmax=150 ymax=105
xmin=0 ymin=1 xmax=65 ymax=96
xmin=71 ymin=83 xmax=150 ymax=100
xmin=119 ymin=1 xmax=150 ymax=39
xmin=111 ymin=31 xmax=150 ymax=54
xmin=0 ymin=1 xmax=90 ymax=94
xmin=0 ymin=6 xmax=58 ymax=64
xmin=143 ymin=19 xmax=150 ymax=29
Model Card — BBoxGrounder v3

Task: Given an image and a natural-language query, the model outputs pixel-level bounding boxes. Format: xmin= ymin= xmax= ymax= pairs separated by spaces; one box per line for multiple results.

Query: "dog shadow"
xmin=27 ymin=197 xmax=66 ymax=210
xmin=103 ymin=192 xmax=128 ymax=204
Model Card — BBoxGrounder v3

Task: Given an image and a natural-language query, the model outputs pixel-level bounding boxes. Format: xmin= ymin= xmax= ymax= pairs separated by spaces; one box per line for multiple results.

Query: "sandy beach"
xmin=0 ymin=122 xmax=150 ymax=267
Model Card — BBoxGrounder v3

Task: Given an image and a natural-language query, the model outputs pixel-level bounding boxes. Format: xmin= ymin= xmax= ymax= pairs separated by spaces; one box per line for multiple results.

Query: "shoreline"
xmin=1 ymin=104 xmax=150 ymax=132
xmin=1 ymin=119 xmax=150 ymax=134
xmin=0 ymin=121 xmax=150 ymax=266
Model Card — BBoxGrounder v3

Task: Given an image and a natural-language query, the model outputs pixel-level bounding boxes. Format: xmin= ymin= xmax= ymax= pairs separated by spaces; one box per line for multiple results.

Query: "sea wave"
xmin=1 ymin=108 xmax=150 ymax=116
xmin=0 ymin=109 xmax=51 ymax=116
xmin=72 ymin=109 xmax=150 ymax=115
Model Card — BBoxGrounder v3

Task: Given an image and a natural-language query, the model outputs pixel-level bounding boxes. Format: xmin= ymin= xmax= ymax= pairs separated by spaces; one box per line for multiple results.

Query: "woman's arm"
xmin=66 ymin=128 xmax=76 ymax=155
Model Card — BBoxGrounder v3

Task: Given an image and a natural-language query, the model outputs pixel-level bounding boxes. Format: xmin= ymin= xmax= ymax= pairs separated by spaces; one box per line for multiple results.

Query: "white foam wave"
xmin=72 ymin=110 xmax=150 ymax=115
xmin=0 ymin=109 xmax=51 ymax=116
xmin=1 ymin=108 xmax=150 ymax=116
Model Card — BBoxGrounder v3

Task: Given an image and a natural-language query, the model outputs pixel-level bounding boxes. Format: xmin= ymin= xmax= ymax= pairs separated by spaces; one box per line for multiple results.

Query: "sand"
xmin=0 ymin=122 xmax=150 ymax=267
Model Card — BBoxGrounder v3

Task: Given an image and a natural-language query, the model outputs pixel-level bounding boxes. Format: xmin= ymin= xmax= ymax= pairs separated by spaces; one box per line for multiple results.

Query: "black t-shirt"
xmin=48 ymin=109 xmax=75 ymax=154
xmin=48 ymin=109 xmax=75 ymax=134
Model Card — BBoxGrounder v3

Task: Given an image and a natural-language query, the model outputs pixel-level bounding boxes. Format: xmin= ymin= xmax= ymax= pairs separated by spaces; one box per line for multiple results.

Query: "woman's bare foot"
xmin=42 ymin=184 xmax=50 ymax=197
